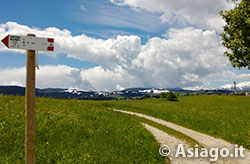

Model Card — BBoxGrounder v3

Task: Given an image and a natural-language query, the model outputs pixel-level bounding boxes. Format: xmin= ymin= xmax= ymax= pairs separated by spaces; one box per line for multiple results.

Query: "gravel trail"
xmin=142 ymin=123 xmax=211 ymax=164
xmin=112 ymin=109 xmax=250 ymax=164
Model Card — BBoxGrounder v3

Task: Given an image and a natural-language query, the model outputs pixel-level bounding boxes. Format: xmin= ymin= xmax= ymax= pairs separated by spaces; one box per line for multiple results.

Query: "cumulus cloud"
xmin=0 ymin=67 xmax=26 ymax=86
xmin=36 ymin=65 xmax=95 ymax=90
xmin=0 ymin=65 xmax=95 ymax=90
xmin=1 ymin=22 xmax=249 ymax=91
xmin=0 ymin=22 xmax=141 ymax=70
xmin=81 ymin=66 xmax=134 ymax=91
xmin=109 ymin=0 xmax=234 ymax=32
xmin=131 ymin=27 xmax=228 ymax=88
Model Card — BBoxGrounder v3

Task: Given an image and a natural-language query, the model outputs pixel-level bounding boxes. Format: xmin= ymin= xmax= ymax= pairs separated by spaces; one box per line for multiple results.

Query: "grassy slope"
xmin=1 ymin=95 xmax=249 ymax=163
xmin=106 ymin=96 xmax=250 ymax=150
xmin=0 ymin=95 xmax=166 ymax=164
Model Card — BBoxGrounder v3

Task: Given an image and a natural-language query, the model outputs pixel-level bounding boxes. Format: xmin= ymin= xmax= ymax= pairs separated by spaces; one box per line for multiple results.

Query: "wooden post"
xmin=25 ymin=34 xmax=36 ymax=164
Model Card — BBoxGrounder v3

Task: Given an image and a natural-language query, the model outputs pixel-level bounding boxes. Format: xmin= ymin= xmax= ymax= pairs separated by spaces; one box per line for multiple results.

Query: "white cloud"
xmin=73 ymin=1 xmax=164 ymax=32
xmin=1 ymin=22 xmax=248 ymax=91
xmin=0 ymin=67 xmax=26 ymax=86
xmin=204 ymin=70 xmax=250 ymax=84
xmin=220 ymin=81 xmax=250 ymax=91
xmin=116 ymin=85 xmax=125 ymax=91
xmin=236 ymin=74 xmax=250 ymax=80
xmin=80 ymin=5 xmax=86 ymax=12
xmin=36 ymin=65 xmax=95 ymax=90
xmin=0 ymin=22 xmax=141 ymax=70
xmin=81 ymin=66 xmax=133 ymax=91
xmin=109 ymin=0 xmax=234 ymax=32
xmin=131 ymin=27 xmax=228 ymax=88
xmin=206 ymin=71 xmax=237 ymax=82
xmin=0 ymin=65 xmax=94 ymax=90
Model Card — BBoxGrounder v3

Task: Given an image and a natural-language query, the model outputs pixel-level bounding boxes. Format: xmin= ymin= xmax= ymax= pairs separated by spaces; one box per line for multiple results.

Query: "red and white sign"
xmin=1 ymin=35 xmax=54 ymax=51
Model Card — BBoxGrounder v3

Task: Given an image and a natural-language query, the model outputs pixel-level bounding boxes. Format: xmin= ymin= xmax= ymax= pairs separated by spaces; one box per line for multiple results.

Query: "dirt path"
xmin=112 ymin=109 xmax=250 ymax=164
xmin=142 ymin=123 xmax=210 ymax=164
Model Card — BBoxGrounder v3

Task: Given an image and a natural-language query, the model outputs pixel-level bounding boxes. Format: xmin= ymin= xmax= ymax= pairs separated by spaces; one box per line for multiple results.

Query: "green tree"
xmin=160 ymin=92 xmax=167 ymax=99
xmin=160 ymin=91 xmax=178 ymax=101
xmin=220 ymin=0 xmax=250 ymax=69
xmin=166 ymin=91 xmax=178 ymax=101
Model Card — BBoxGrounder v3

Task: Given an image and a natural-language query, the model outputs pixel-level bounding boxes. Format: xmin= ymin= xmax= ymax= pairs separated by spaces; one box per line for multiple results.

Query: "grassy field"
xmin=106 ymin=95 xmax=250 ymax=150
xmin=1 ymin=95 xmax=249 ymax=163
xmin=0 ymin=95 xmax=166 ymax=164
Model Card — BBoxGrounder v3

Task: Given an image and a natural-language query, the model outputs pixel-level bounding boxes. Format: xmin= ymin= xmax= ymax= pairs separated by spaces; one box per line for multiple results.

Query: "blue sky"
xmin=0 ymin=0 xmax=166 ymax=68
xmin=0 ymin=0 xmax=249 ymax=91
xmin=0 ymin=0 xmax=100 ymax=68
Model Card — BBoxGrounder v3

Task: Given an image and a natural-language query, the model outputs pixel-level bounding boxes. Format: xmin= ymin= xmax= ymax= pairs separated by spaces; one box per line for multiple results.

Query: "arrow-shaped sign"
xmin=1 ymin=35 xmax=9 ymax=48
xmin=1 ymin=35 xmax=54 ymax=51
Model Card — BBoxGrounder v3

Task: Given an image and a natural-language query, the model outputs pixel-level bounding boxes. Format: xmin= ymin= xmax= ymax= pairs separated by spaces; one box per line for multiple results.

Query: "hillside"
xmin=0 ymin=86 xmax=240 ymax=100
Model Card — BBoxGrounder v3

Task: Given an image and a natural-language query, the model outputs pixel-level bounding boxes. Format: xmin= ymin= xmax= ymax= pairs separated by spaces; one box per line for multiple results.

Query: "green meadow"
xmin=0 ymin=95 xmax=250 ymax=163
xmin=0 ymin=95 xmax=165 ymax=164
xmin=107 ymin=95 xmax=250 ymax=150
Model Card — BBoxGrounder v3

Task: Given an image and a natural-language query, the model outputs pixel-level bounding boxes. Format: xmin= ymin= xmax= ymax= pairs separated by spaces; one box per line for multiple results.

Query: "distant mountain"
xmin=116 ymin=87 xmax=169 ymax=94
xmin=0 ymin=86 xmax=113 ymax=100
xmin=0 ymin=85 xmax=245 ymax=100
xmin=0 ymin=86 xmax=173 ymax=99
xmin=0 ymin=86 xmax=25 ymax=96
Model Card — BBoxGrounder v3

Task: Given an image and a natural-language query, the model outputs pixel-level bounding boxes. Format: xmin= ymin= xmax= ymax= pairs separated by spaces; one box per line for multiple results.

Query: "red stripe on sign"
xmin=47 ymin=46 xmax=54 ymax=51
xmin=48 ymin=38 xmax=54 ymax=43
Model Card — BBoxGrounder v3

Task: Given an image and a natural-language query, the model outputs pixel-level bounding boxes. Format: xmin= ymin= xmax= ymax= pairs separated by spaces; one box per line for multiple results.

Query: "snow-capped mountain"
xmin=139 ymin=88 xmax=169 ymax=94
xmin=0 ymin=83 xmax=248 ymax=101
xmin=64 ymin=88 xmax=91 ymax=95
xmin=220 ymin=81 xmax=250 ymax=91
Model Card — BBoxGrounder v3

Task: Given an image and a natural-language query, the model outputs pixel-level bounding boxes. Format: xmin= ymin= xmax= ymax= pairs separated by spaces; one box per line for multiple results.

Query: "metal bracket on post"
xmin=35 ymin=50 xmax=39 ymax=70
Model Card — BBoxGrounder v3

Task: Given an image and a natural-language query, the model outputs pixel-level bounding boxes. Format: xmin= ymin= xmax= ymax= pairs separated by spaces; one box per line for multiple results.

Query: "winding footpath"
xmin=112 ymin=109 xmax=250 ymax=164
xmin=142 ymin=123 xmax=210 ymax=164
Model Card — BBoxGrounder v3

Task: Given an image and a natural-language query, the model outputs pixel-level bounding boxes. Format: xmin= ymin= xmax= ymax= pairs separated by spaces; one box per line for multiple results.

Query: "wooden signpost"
xmin=1 ymin=34 xmax=54 ymax=164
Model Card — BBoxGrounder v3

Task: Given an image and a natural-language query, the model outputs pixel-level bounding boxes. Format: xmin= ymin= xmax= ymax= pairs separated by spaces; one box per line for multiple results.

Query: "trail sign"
xmin=1 ymin=34 xmax=54 ymax=164
xmin=1 ymin=35 xmax=54 ymax=51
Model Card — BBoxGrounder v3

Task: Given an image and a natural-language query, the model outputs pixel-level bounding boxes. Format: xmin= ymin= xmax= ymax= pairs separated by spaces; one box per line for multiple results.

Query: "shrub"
xmin=160 ymin=91 xmax=178 ymax=101
xmin=160 ymin=92 xmax=167 ymax=99
xmin=166 ymin=91 xmax=178 ymax=101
